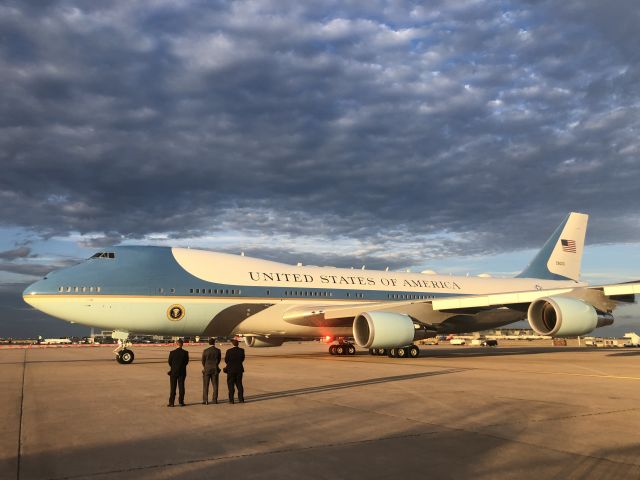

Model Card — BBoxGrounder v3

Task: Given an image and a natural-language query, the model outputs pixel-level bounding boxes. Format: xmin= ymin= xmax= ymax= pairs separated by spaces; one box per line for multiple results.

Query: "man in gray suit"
xmin=201 ymin=337 xmax=221 ymax=404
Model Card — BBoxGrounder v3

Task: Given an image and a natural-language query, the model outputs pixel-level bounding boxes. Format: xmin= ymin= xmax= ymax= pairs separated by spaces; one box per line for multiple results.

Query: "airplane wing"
xmin=431 ymin=288 xmax=573 ymax=311
xmin=282 ymin=287 xmax=578 ymax=326
xmin=594 ymin=281 xmax=640 ymax=296
xmin=282 ymin=282 xmax=640 ymax=328
xmin=432 ymin=282 xmax=639 ymax=312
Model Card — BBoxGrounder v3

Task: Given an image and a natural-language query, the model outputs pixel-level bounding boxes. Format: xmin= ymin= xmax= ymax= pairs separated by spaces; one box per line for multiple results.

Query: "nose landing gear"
xmin=112 ymin=330 xmax=135 ymax=364
xmin=116 ymin=348 xmax=135 ymax=364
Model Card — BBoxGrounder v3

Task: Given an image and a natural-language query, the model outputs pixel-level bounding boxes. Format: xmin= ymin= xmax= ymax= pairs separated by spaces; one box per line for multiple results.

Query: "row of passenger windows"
xmin=280 ymin=291 xmax=367 ymax=298
xmin=280 ymin=291 xmax=427 ymax=299
xmin=59 ymin=286 xmax=101 ymax=293
xmin=388 ymin=294 xmax=433 ymax=300
xmin=283 ymin=290 xmax=333 ymax=297
xmin=189 ymin=288 xmax=241 ymax=295
xmin=56 ymin=285 xmax=433 ymax=299
xmin=180 ymin=289 xmax=430 ymax=299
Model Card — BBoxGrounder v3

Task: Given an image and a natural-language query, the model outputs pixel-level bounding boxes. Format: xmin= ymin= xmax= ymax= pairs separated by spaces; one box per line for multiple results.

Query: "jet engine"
xmin=527 ymin=296 xmax=614 ymax=337
xmin=244 ymin=336 xmax=285 ymax=348
xmin=353 ymin=312 xmax=416 ymax=349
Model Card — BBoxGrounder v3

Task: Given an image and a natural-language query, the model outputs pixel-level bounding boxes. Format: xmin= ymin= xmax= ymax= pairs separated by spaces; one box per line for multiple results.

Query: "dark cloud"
xmin=78 ymin=233 xmax=123 ymax=248
xmin=0 ymin=245 xmax=60 ymax=279
xmin=0 ymin=262 xmax=53 ymax=277
xmin=0 ymin=0 xmax=638 ymax=259
xmin=0 ymin=256 xmax=78 ymax=279
xmin=0 ymin=246 xmax=32 ymax=260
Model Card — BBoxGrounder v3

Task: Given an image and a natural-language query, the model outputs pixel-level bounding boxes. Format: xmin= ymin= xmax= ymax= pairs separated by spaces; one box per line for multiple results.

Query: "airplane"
xmin=22 ymin=212 xmax=639 ymax=364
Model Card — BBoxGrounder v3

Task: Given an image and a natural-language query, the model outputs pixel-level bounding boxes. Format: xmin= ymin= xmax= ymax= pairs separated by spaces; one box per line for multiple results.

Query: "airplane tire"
xmin=115 ymin=355 xmax=124 ymax=364
xmin=409 ymin=345 xmax=420 ymax=358
xmin=329 ymin=345 xmax=337 ymax=355
xmin=347 ymin=345 xmax=356 ymax=355
xmin=336 ymin=345 xmax=345 ymax=355
xmin=397 ymin=347 xmax=407 ymax=358
xmin=119 ymin=349 xmax=135 ymax=364
xmin=369 ymin=348 xmax=375 ymax=355
xmin=388 ymin=348 xmax=396 ymax=358
xmin=377 ymin=348 xmax=386 ymax=356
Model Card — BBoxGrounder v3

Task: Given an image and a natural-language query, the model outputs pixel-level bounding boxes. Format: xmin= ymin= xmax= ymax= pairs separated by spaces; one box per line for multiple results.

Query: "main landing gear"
xmin=112 ymin=330 xmax=135 ymax=364
xmin=369 ymin=345 xmax=420 ymax=358
xmin=328 ymin=342 xmax=356 ymax=356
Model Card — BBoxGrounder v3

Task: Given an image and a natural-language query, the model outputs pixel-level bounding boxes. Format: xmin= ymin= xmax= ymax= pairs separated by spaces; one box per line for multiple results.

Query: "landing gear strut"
xmin=112 ymin=330 xmax=135 ymax=364
xmin=369 ymin=345 xmax=420 ymax=358
xmin=329 ymin=341 xmax=356 ymax=356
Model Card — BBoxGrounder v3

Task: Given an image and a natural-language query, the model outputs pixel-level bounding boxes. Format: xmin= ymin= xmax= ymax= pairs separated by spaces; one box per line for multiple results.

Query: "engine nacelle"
xmin=244 ymin=336 xmax=285 ymax=348
xmin=353 ymin=311 xmax=415 ymax=348
xmin=528 ymin=296 xmax=613 ymax=337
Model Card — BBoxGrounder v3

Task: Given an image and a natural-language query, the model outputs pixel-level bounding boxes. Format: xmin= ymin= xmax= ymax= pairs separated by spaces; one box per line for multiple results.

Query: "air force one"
xmin=23 ymin=212 xmax=640 ymax=363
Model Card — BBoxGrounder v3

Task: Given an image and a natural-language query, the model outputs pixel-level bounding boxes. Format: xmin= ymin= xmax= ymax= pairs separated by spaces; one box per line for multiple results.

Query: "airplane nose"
xmin=23 ymin=279 xmax=49 ymax=306
xmin=23 ymin=281 xmax=40 ymax=305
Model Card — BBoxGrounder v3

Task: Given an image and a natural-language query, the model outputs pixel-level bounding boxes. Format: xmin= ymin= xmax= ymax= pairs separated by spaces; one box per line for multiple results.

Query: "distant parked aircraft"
xmin=23 ymin=213 xmax=639 ymax=364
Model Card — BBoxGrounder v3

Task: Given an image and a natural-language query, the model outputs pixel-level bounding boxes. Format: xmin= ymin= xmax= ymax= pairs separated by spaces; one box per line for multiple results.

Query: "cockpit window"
xmin=90 ymin=252 xmax=115 ymax=259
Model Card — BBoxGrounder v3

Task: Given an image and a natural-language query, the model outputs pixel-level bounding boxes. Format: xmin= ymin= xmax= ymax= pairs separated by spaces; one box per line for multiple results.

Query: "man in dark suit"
xmin=224 ymin=338 xmax=245 ymax=404
xmin=201 ymin=337 xmax=221 ymax=404
xmin=167 ymin=338 xmax=189 ymax=407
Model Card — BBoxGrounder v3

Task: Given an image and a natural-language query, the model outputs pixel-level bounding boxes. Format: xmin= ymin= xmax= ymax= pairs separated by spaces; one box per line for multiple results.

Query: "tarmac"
xmin=1 ymin=341 xmax=640 ymax=480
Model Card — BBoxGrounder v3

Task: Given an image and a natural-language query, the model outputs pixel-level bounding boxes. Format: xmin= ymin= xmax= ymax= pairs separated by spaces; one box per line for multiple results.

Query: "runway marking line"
xmin=16 ymin=349 xmax=26 ymax=480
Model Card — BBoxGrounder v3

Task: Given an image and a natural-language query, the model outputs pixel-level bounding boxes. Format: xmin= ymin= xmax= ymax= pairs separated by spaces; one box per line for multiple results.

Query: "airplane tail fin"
xmin=517 ymin=212 xmax=588 ymax=282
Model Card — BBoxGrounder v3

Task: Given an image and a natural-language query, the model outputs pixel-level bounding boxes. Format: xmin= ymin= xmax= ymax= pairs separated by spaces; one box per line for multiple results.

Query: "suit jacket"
xmin=168 ymin=347 xmax=189 ymax=377
xmin=224 ymin=346 xmax=245 ymax=374
xmin=201 ymin=345 xmax=221 ymax=374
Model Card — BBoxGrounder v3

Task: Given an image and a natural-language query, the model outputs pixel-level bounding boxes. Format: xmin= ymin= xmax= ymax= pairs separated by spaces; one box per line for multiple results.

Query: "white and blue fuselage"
xmin=23 ymin=246 xmax=581 ymax=339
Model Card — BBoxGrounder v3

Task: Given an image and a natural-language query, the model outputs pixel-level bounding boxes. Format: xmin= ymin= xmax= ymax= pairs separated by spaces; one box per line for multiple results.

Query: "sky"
xmin=1 ymin=0 xmax=639 ymax=338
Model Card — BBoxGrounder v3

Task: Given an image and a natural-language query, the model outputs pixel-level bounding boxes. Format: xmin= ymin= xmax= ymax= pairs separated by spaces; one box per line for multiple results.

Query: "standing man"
xmin=224 ymin=338 xmax=245 ymax=404
xmin=201 ymin=337 xmax=221 ymax=404
xmin=167 ymin=338 xmax=189 ymax=407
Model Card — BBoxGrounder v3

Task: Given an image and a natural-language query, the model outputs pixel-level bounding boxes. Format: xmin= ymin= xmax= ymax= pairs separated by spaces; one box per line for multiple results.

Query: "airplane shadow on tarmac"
xmin=179 ymin=368 xmax=464 ymax=406
xmin=400 ymin=346 xmax=594 ymax=358
xmin=243 ymin=368 xmax=465 ymax=404
xmin=606 ymin=350 xmax=640 ymax=357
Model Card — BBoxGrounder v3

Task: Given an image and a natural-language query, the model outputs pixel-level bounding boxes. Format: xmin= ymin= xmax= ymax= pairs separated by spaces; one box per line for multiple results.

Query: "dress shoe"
xmin=229 ymin=399 xmax=235 ymax=404
xmin=179 ymin=403 xmax=185 ymax=407
xmin=167 ymin=404 xmax=174 ymax=407
xmin=239 ymin=399 xmax=245 ymax=403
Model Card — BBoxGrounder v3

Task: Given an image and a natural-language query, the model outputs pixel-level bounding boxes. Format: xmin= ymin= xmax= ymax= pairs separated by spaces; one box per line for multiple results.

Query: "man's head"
xmin=176 ymin=338 xmax=184 ymax=347
xmin=208 ymin=337 xmax=216 ymax=345
xmin=231 ymin=339 xmax=239 ymax=347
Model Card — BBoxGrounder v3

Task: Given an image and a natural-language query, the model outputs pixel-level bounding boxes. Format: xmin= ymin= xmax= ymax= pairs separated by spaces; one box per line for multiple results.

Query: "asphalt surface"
xmin=1 ymin=341 xmax=640 ymax=480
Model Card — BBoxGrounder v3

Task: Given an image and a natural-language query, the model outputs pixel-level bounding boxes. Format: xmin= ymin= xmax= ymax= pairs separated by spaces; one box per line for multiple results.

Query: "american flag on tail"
xmin=561 ymin=239 xmax=576 ymax=253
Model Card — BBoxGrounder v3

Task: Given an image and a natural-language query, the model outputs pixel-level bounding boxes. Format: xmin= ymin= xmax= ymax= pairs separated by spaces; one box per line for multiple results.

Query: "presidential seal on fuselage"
xmin=167 ymin=304 xmax=185 ymax=321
